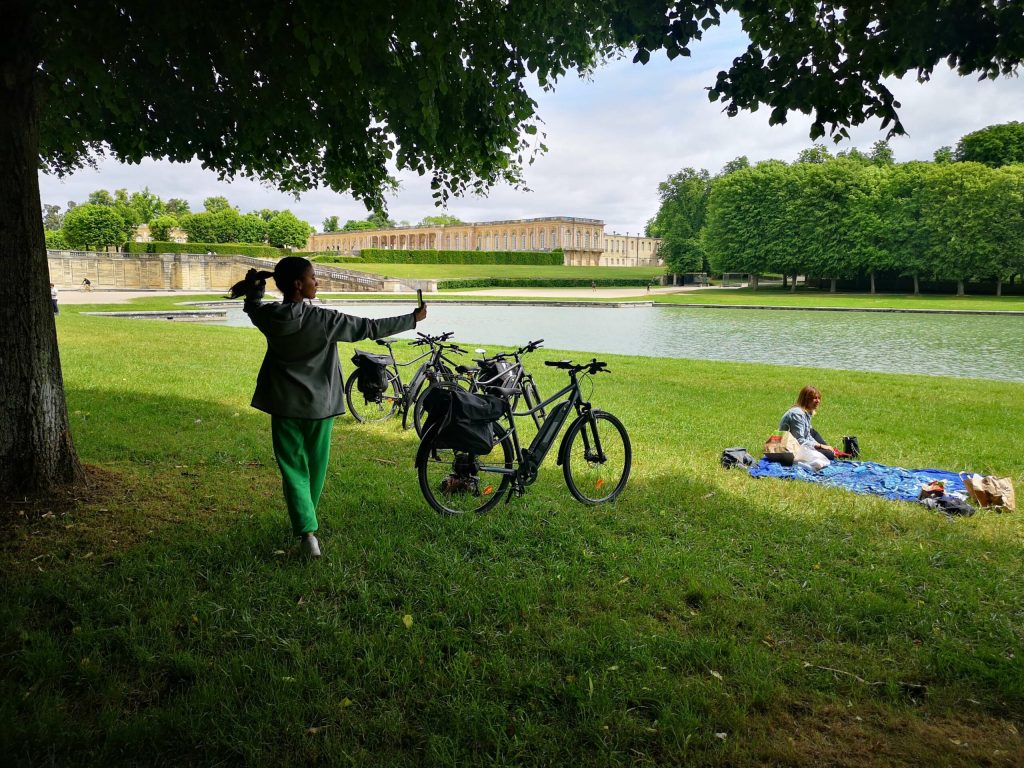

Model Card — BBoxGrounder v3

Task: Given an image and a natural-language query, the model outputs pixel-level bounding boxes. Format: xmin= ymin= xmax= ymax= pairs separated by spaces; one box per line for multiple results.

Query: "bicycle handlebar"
xmin=543 ymin=358 xmax=610 ymax=375
xmin=409 ymin=330 xmax=456 ymax=347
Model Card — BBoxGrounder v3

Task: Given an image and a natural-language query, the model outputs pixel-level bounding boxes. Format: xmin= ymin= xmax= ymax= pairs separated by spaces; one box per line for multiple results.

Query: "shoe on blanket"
xmin=300 ymin=533 xmax=321 ymax=559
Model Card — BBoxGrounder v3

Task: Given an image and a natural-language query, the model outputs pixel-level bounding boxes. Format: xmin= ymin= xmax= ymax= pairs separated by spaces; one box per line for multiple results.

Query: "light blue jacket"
xmin=779 ymin=406 xmax=817 ymax=448
xmin=245 ymin=287 xmax=416 ymax=419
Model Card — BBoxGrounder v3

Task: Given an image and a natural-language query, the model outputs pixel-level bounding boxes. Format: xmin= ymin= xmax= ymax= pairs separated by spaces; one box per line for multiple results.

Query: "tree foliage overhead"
xmin=33 ymin=2 xmax=1024 ymax=215
xmin=711 ymin=1 xmax=1024 ymax=141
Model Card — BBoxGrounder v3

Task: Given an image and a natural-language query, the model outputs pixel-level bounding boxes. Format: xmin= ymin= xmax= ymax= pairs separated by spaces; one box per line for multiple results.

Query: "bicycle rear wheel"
xmin=417 ymin=428 xmax=514 ymax=515
xmin=345 ymin=369 xmax=401 ymax=423
xmin=562 ymin=410 xmax=631 ymax=504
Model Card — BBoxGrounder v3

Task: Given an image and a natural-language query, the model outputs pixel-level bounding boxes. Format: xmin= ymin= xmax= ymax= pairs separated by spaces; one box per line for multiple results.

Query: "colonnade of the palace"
xmin=308 ymin=217 xmax=607 ymax=260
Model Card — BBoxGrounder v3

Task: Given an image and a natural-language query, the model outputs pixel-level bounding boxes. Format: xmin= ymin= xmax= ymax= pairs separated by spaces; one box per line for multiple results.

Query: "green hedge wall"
xmin=126 ymin=241 xmax=284 ymax=258
xmin=438 ymin=278 xmax=655 ymax=289
xmin=314 ymin=249 xmax=563 ymax=266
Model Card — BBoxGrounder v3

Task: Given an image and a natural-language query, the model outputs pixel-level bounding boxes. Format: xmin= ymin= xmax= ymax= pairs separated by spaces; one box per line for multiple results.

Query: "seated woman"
xmin=779 ymin=385 xmax=835 ymax=469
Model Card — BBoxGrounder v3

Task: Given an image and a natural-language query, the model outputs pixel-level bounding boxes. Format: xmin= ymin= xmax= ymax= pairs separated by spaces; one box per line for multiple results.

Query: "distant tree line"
xmin=43 ymin=191 xmax=314 ymax=250
xmin=649 ymin=123 xmax=1024 ymax=295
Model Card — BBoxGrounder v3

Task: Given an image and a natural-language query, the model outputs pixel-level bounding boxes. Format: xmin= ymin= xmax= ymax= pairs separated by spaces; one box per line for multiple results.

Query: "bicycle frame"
xmin=475 ymin=373 xmax=596 ymax=488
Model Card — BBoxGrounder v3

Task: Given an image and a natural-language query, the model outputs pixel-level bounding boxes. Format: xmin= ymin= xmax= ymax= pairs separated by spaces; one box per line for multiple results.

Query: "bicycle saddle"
xmin=375 ymin=338 xmax=396 ymax=347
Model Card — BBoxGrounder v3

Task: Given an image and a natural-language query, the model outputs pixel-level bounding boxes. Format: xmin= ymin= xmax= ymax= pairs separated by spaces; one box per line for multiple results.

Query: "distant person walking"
xmin=228 ymin=257 xmax=427 ymax=559
xmin=50 ymin=283 xmax=59 ymax=315
xmin=82 ymin=278 xmax=92 ymax=292
xmin=591 ymin=280 xmax=597 ymax=292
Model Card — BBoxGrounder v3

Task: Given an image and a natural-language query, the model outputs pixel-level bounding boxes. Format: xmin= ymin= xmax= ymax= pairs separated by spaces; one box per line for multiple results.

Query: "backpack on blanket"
xmin=721 ymin=447 xmax=756 ymax=469
xmin=421 ymin=386 xmax=506 ymax=455
xmin=351 ymin=350 xmax=393 ymax=401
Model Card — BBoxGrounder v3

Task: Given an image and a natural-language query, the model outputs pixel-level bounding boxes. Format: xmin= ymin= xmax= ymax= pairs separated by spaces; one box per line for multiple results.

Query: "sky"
xmin=38 ymin=16 xmax=1024 ymax=237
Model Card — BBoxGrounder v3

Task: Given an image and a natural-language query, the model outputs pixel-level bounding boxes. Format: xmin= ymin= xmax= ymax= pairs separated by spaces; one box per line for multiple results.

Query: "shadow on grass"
xmin=2 ymin=387 xmax=1022 ymax=766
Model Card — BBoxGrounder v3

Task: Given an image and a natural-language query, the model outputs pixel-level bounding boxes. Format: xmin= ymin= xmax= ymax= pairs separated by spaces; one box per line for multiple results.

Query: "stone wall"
xmin=46 ymin=251 xmax=431 ymax=293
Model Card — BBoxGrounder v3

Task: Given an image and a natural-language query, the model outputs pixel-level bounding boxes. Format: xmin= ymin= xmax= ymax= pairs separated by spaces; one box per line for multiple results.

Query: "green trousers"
xmin=271 ymin=416 xmax=335 ymax=536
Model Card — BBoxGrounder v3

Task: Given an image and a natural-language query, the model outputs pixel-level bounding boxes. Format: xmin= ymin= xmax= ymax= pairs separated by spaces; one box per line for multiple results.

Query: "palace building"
xmin=305 ymin=216 xmax=661 ymax=267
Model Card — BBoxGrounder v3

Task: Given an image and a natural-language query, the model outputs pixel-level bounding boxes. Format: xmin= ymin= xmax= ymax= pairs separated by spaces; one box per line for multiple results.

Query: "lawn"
xmin=2 ymin=301 xmax=1023 ymax=766
xmin=322 ymin=262 xmax=665 ymax=282
xmin=655 ymin=287 xmax=1024 ymax=312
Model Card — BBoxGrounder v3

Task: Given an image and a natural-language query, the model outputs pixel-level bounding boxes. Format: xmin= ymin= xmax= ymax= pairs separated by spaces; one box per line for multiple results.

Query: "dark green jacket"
xmin=244 ymin=289 xmax=416 ymax=419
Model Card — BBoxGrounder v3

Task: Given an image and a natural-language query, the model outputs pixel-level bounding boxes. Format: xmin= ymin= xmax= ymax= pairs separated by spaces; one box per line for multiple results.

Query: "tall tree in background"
xmin=955 ymin=122 xmax=1024 ymax=167
xmin=647 ymin=168 xmax=711 ymax=276
xmin=321 ymin=216 xmax=340 ymax=233
xmin=4 ymin=1 xmax=1024 ymax=493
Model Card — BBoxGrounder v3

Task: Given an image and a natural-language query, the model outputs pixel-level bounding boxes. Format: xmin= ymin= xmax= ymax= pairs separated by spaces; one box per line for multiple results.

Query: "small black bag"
xmin=421 ymin=386 xmax=506 ymax=455
xmin=842 ymin=435 xmax=860 ymax=458
xmin=477 ymin=359 xmax=518 ymax=393
xmin=351 ymin=351 xmax=392 ymax=400
xmin=721 ymin=447 xmax=756 ymax=469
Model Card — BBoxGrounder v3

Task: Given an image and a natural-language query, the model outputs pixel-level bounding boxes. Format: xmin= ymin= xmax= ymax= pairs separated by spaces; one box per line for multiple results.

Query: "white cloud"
xmin=38 ymin=22 xmax=1024 ymax=237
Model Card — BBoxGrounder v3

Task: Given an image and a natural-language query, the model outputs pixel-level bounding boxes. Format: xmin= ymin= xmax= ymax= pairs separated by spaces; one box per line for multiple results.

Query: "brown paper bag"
xmin=962 ymin=474 xmax=1016 ymax=511
xmin=765 ymin=431 xmax=800 ymax=456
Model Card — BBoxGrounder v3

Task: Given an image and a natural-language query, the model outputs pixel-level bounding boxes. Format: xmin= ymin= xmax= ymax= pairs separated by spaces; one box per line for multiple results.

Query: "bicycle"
xmin=345 ymin=331 xmax=471 ymax=432
xmin=415 ymin=358 xmax=631 ymax=515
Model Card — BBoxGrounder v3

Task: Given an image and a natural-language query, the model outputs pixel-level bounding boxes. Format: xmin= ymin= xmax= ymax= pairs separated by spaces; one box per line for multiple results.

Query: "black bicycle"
xmin=415 ymin=358 xmax=631 ymax=515
xmin=345 ymin=331 xmax=470 ymax=432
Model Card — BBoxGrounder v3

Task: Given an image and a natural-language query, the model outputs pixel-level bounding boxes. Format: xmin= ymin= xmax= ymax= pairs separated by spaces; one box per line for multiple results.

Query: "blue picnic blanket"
xmin=749 ymin=459 xmax=967 ymax=503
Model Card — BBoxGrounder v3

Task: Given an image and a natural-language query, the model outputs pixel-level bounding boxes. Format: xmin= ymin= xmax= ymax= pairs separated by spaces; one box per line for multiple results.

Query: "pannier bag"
xmin=351 ymin=351 xmax=393 ymax=400
xmin=721 ymin=447 xmax=755 ymax=469
xmin=842 ymin=435 xmax=860 ymax=458
xmin=478 ymin=359 xmax=518 ymax=393
xmin=421 ymin=386 xmax=506 ymax=455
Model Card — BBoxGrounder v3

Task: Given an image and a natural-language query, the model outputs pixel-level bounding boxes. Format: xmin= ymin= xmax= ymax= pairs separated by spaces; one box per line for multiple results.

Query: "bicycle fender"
xmin=557 ymin=410 xmax=603 ymax=467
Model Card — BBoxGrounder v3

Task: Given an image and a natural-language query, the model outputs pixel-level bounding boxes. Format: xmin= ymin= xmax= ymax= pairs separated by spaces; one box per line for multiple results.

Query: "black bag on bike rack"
xmin=478 ymin=359 xmax=518 ymax=393
xmin=351 ymin=351 xmax=392 ymax=400
xmin=421 ymin=386 xmax=505 ymax=455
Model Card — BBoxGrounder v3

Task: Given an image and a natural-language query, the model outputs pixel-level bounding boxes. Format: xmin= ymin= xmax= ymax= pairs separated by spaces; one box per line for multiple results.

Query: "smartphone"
xmin=417 ymin=289 xmax=424 ymax=308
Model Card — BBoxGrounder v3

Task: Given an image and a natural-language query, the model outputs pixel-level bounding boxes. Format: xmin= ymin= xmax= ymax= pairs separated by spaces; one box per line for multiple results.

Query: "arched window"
xmin=503 ymin=233 xmax=509 ymax=249
xmin=539 ymin=231 xmax=545 ymax=248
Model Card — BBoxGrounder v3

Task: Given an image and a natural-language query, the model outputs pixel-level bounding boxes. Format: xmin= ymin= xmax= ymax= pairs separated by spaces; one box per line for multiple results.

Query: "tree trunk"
xmin=996 ymin=278 xmax=1002 ymax=297
xmin=750 ymin=273 xmax=758 ymax=291
xmin=829 ymin=277 xmax=836 ymax=293
xmin=869 ymin=270 xmax=876 ymax=294
xmin=913 ymin=274 xmax=920 ymax=295
xmin=957 ymin=279 xmax=965 ymax=296
xmin=790 ymin=274 xmax=797 ymax=293
xmin=0 ymin=25 xmax=84 ymax=494
xmin=782 ymin=274 xmax=787 ymax=288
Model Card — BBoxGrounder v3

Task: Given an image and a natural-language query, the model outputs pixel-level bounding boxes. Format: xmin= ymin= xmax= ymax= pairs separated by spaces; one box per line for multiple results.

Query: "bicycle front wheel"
xmin=417 ymin=428 xmax=514 ymax=515
xmin=562 ymin=410 xmax=631 ymax=504
xmin=345 ymin=369 xmax=401 ymax=423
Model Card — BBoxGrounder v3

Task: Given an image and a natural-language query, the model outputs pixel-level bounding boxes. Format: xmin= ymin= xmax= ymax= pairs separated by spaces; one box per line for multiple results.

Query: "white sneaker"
xmin=300 ymin=533 xmax=321 ymax=559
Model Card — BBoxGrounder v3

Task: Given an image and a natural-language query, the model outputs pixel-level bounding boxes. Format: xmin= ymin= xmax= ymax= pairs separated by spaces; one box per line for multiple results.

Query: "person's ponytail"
xmin=226 ymin=269 xmax=274 ymax=299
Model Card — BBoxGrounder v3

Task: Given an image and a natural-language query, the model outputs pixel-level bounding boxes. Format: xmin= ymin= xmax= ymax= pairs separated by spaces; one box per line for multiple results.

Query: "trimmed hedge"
xmin=314 ymin=249 xmax=563 ymax=266
xmin=438 ymin=277 xmax=656 ymax=289
xmin=126 ymin=241 xmax=284 ymax=258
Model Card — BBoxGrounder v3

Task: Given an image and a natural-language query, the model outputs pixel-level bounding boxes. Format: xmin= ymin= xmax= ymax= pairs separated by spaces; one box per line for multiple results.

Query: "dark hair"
xmin=226 ymin=256 xmax=312 ymax=299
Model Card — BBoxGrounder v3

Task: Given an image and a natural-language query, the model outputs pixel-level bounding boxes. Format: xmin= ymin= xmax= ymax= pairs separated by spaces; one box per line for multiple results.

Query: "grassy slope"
xmin=323 ymin=263 xmax=665 ymax=281
xmin=2 ymin=303 xmax=1023 ymax=766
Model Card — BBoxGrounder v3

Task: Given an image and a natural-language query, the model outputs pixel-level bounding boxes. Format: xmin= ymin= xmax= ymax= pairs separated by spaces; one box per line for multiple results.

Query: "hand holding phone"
xmin=414 ymin=289 xmax=427 ymax=322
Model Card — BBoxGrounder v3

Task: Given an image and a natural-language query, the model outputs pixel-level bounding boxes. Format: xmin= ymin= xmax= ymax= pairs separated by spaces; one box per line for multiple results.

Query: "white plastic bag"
xmin=794 ymin=444 xmax=831 ymax=471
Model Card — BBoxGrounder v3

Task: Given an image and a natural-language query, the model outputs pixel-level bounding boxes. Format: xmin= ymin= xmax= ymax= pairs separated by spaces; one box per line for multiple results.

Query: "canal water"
xmin=206 ymin=303 xmax=1024 ymax=382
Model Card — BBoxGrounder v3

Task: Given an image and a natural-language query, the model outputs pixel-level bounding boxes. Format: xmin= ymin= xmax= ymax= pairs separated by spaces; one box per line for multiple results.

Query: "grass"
xmin=2 ymin=301 xmax=1023 ymax=766
xmin=326 ymin=263 xmax=665 ymax=281
xmin=655 ymin=286 xmax=1024 ymax=312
